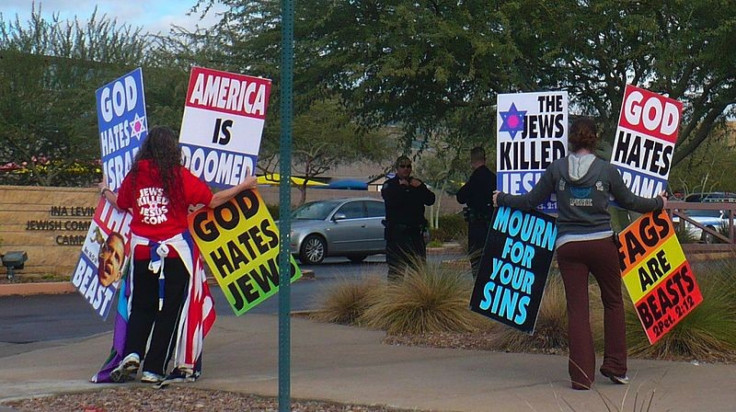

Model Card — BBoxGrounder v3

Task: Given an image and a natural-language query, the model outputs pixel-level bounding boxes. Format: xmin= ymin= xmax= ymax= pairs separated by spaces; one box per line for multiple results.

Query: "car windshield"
xmin=687 ymin=209 xmax=722 ymax=218
xmin=291 ymin=200 xmax=342 ymax=220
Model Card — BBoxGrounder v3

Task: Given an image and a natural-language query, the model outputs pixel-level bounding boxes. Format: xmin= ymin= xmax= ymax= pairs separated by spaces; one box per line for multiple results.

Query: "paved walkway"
xmin=1 ymin=313 xmax=735 ymax=411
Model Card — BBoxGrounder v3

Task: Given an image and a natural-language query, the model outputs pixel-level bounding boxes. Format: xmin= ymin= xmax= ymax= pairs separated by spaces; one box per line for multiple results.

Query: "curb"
xmin=1 ymin=269 xmax=317 ymax=297
xmin=0 ymin=282 xmax=75 ymax=297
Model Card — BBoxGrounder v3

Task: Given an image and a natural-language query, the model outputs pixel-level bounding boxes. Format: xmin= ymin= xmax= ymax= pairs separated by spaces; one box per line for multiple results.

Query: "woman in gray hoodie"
xmin=493 ymin=117 xmax=668 ymax=390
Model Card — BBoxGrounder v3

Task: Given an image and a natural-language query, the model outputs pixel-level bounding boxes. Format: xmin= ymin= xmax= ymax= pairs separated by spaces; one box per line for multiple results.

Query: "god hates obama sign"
xmin=470 ymin=206 xmax=557 ymax=333
xmin=611 ymin=85 xmax=682 ymax=198
xmin=617 ymin=209 xmax=702 ymax=344
xmin=188 ymin=188 xmax=302 ymax=316
xmin=497 ymin=91 xmax=568 ymax=213
xmin=179 ymin=66 xmax=271 ymax=189
xmin=96 ymin=67 xmax=147 ymax=192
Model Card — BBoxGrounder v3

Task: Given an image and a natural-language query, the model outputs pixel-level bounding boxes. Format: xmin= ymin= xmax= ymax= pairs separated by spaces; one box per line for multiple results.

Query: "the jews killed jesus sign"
xmin=617 ymin=210 xmax=702 ymax=344
xmin=179 ymin=66 xmax=272 ymax=189
xmin=611 ymin=85 xmax=682 ymax=198
xmin=188 ymin=188 xmax=302 ymax=316
xmin=496 ymin=91 xmax=568 ymax=213
xmin=470 ymin=206 xmax=557 ymax=333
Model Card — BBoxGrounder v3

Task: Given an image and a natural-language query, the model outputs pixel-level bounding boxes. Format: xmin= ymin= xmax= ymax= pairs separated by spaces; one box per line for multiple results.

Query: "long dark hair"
xmin=128 ymin=126 xmax=185 ymax=210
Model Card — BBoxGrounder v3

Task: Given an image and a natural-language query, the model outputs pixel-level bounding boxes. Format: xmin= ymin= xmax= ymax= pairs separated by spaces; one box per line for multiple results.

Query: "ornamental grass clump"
xmin=491 ymin=271 xmax=570 ymax=353
xmin=310 ymin=276 xmax=382 ymax=326
xmin=359 ymin=259 xmax=477 ymax=335
xmin=626 ymin=257 xmax=736 ymax=362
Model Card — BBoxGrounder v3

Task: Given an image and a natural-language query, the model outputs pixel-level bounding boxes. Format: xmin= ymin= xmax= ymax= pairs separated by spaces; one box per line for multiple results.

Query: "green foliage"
xmin=669 ymin=130 xmax=736 ymax=194
xmin=202 ymin=0 xmax=736 ymax=167
xmin=626 ymin=258 xmax=736 ymax=362
xmin=358 ymin=259 xmax=477 ymax=335
xmin=429 ymin=213 xmax=466 ymax=243
xmin=0 ymin=7 xmax=154 ymax=186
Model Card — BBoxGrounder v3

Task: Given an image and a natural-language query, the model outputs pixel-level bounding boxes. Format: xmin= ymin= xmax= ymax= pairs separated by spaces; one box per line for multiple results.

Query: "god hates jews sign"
xmin=179 ymin=66 xmax=272 ymax=189
xmin=470 ymin=206 xmax=557 ymax=333
xmin=188 ymin=188 xmax=302 ymax=316
xmin=617 ymin=209 xmax=702 ymax=344
xmin=611 ymin=85 xmax=682 ymax=198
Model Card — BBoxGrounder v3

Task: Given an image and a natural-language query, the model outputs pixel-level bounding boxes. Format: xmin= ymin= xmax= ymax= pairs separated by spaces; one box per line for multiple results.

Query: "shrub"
xmin=359 ymin=258 xmax=477 ymax=334
xmin=626 ymin=258 xmax=736 ymax=362
xmin=310 ymin=276 xmax=382 ymax=325
xmin=430 ymin=213 xmax=467 ymax=242
xmin=491 ymin=271 xmax=571 ymax=353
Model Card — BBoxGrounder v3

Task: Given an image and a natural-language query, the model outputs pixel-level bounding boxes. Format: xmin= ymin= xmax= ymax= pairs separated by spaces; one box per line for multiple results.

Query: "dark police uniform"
xmin=381 ymin=176 xmax=436 ymax=280
xmin=456 ymin=164 xmax=496 ymax=278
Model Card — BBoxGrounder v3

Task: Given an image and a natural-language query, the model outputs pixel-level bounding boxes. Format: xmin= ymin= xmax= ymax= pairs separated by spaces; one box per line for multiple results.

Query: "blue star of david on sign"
xmin=499 ymin=103 xmax=526 ymax=140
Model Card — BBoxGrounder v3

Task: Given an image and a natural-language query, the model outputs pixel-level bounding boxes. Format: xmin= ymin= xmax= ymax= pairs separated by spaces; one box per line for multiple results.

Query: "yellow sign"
xmin=188 ymin=188 xmax=301 ymax=315
xmin=617 ymin=210 xmax=702 ymax=344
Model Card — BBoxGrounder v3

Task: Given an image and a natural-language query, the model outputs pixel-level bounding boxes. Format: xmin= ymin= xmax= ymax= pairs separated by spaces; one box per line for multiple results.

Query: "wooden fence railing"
xmin=665 ymin=200 xmax=736 ymax=253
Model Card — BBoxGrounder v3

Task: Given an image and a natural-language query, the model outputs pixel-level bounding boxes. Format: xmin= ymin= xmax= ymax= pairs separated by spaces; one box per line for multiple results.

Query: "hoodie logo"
xmin=569 ymin=185 xmax=593 ymax=207
xmin=596 ymin=181 xmax=605 ymax=191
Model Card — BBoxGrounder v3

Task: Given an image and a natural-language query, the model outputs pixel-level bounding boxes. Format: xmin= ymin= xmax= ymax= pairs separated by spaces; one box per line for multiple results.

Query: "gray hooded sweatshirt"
xmin=497 ymin=153 xmax=664 ymax=244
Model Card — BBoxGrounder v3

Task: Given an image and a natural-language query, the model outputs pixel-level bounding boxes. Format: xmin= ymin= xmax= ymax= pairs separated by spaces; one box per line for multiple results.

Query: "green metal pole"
xmin=278 ymin=0 xmax=294 ymax=410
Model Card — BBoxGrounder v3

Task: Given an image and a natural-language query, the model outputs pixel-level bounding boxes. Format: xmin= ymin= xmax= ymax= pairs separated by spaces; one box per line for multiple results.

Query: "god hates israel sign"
xmin=617 ymin=209 xmax=702 ymax=344
xmin=97 ymin=67 xmax=147 ymax=192
xmin=470 ymin=206 xmax=557 ymax=333
xmin=179 ymin=66 xmax=272 ymax=189
xmin=611 ymin=85 xmax=682 ymax=198
xmin=72 ymin=68 xmax=145 ymax=318
xmin=496 ymin=91 xmax=568 ymax=213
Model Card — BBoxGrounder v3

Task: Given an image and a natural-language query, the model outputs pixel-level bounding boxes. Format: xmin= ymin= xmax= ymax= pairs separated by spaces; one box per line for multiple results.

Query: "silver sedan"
xmin=287 ymin=197 xmax=386 ymax=264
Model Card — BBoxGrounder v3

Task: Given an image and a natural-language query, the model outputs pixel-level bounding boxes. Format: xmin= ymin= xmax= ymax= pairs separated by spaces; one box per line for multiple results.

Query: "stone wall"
xmin=0 ymin=184 xmax=461 ymax=277
xmin=0 ymin=185 xmax=99 ymax=277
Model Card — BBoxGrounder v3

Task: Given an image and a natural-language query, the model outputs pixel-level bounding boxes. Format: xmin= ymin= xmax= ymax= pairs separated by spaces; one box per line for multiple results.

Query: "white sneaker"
xmin=110 ymin=353 xmax=140 ymax=383
xmin=141 ymin=371 xmax=165 ymax=383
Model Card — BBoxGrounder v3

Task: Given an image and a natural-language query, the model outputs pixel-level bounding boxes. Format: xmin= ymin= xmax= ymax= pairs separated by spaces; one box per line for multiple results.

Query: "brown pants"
xmin=556 ymin=237 xmax=627 ymax=389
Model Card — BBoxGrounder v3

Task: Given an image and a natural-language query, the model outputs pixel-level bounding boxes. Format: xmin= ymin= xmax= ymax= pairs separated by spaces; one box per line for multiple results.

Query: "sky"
xmin=1 ymin=0 xmax=227 ymax=35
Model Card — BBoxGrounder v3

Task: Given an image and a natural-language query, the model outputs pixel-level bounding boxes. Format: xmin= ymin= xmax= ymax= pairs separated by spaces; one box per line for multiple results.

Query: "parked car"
xmin=287 ymin=197 xmax=386 ymax=264
xmin=672 ymin=192 xmax=734 ymax=243
xmin=674 ymin=208 xmax=730 ymax=243
xmin=684 ymin=191 xmax=736 ymax=203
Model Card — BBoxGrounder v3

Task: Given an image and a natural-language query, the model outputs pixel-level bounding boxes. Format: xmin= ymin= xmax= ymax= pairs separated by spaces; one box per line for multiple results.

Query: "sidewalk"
xmin=1 ymin=313 xmax=735 ymax=411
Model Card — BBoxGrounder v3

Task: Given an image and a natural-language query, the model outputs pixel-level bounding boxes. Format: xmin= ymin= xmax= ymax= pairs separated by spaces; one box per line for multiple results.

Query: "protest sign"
xmin=71 ymin=198 xmax=132 ymax=318
xmin=496 ymin=91 xmax=568 ymax=213
xmin=611 ymin=85 xmax=682 ymax=198
xmin=470 ymin=206 xmax=557 ymax=333
xmin=617 ymin=210 xmax=702 ymax=344
xmin=96 ymin=68 xmax=148 ymax=192
xmin=188 ymin=188 xmax=302 ymax=316
xmin=179 ymin=66 xmax=272 ymax=189
xmin=73 ymin=69 xmax=145 ymax=318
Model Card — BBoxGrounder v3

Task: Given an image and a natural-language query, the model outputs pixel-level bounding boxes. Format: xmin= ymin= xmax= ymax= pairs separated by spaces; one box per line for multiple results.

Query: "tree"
xmin=0 ymin=6 xmax=152 ymax=186
xmin=258 ymin=98 xmax=392 ymax=205
xmin=199 ymin=0 xmax=736 ymax=169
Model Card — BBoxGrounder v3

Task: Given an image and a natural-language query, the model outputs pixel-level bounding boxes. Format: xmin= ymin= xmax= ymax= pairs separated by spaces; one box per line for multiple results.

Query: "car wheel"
xmin=348 ymin=255 xmax=367 ymax=263
xmin=703 ymin=227 xmax=716 ymax=244
xmin=300 ymin=235 xmax=326 ymax=264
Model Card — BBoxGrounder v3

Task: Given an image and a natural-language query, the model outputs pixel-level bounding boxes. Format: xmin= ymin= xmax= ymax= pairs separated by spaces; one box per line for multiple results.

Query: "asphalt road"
xmin=0 ymin=255 xmax=388 ymax=353
xmin=0 ymin=252 xmax=464 ymax=358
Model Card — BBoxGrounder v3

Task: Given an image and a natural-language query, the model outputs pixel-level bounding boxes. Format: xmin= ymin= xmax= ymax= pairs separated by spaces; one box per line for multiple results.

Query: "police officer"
xmin=456 ymin=146 xmax=496 ymax=278
xmin=382 ymin=156 xmax=436 ymax=281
